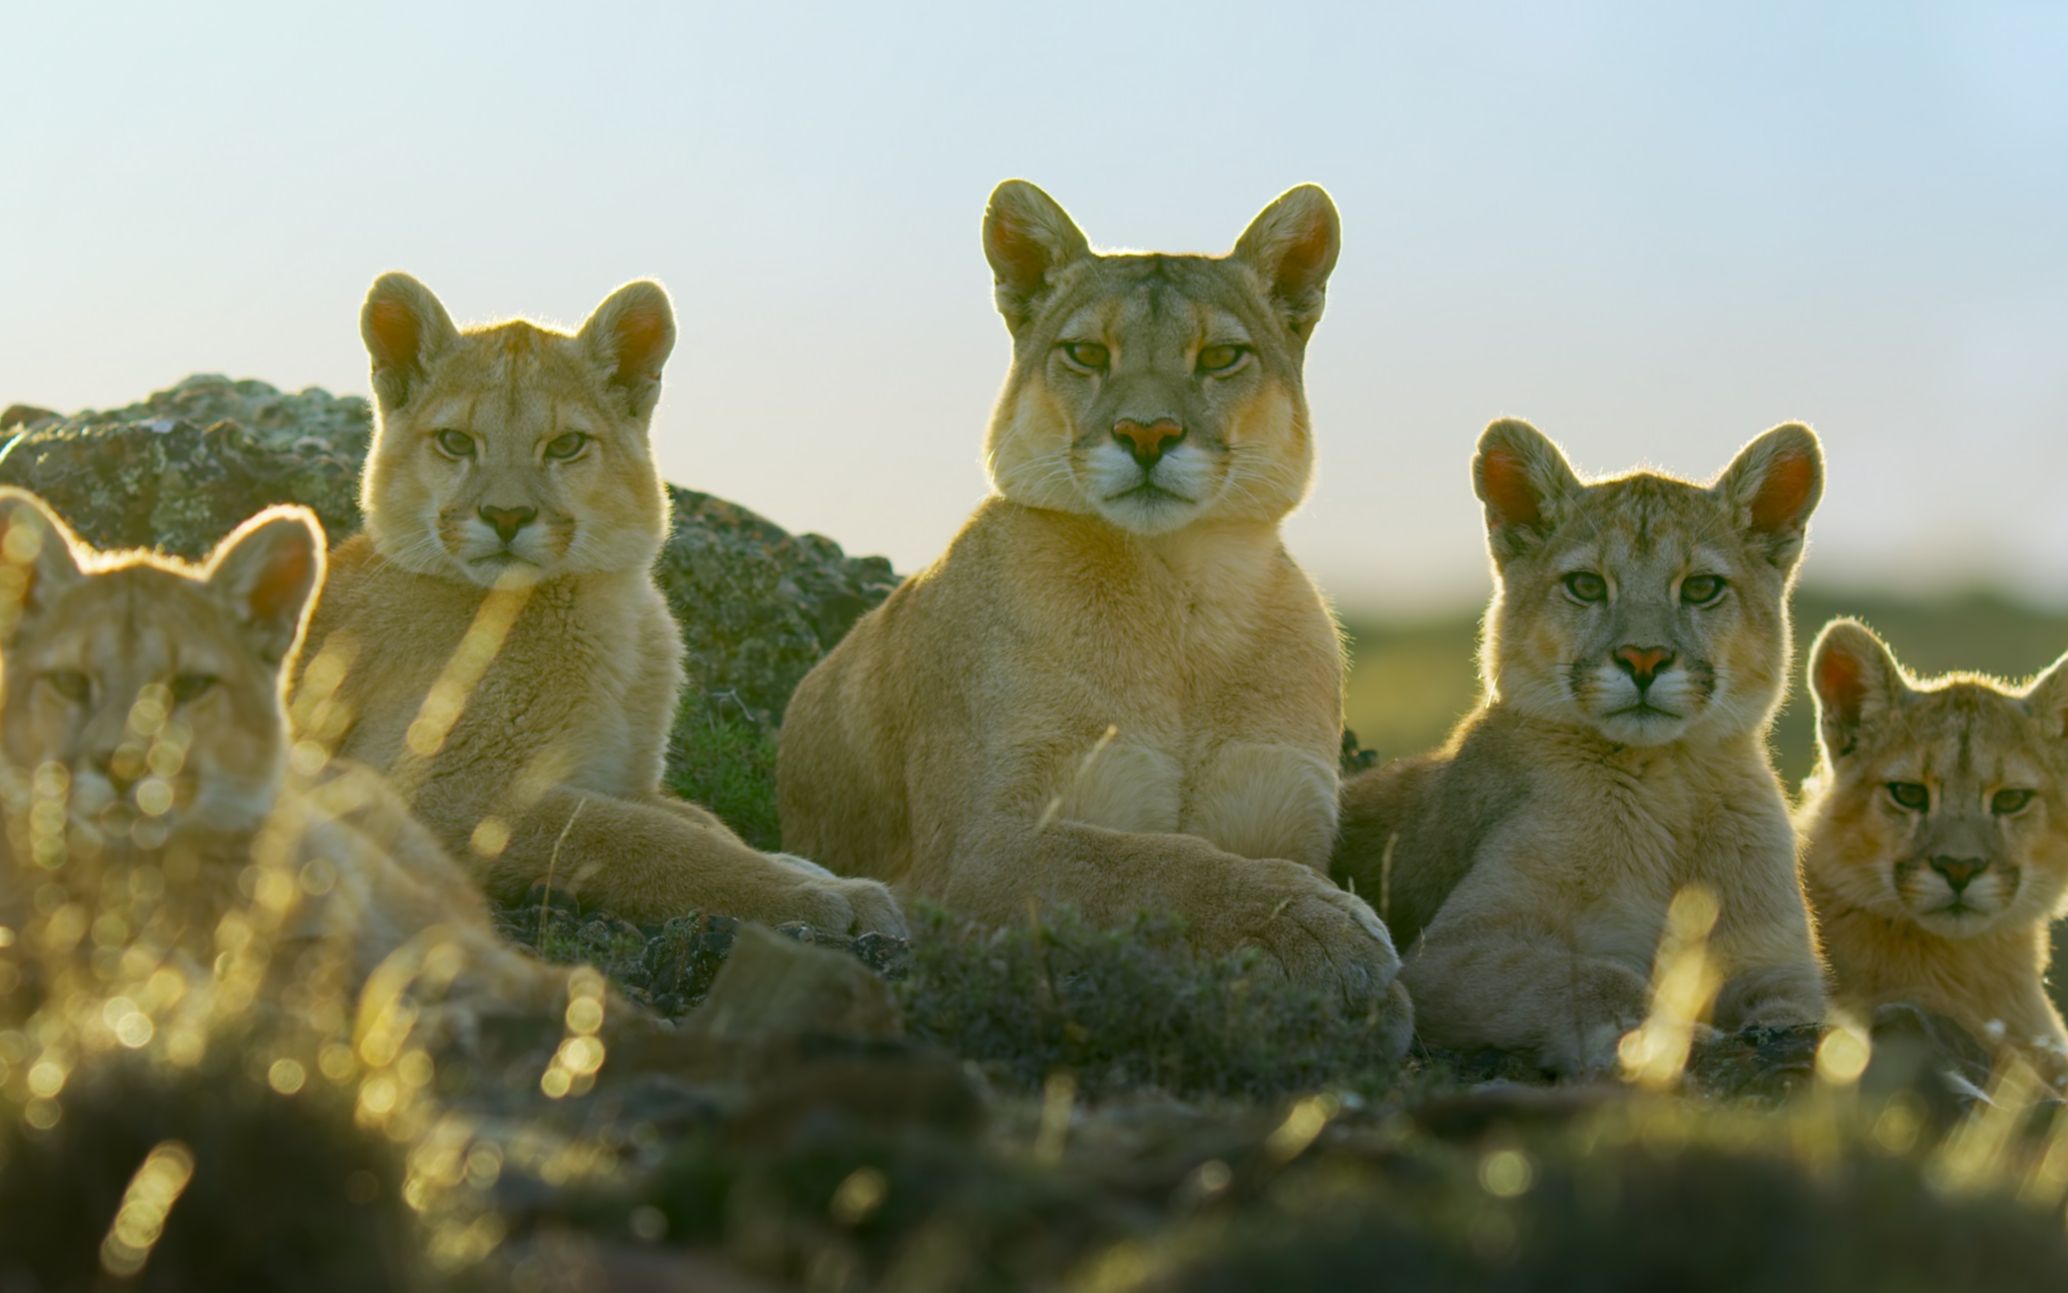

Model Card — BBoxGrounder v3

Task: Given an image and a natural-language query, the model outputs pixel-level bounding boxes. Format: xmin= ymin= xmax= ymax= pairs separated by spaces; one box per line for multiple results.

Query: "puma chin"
xmin=445 ymin=506 xmax=569 ymax=585
xmin=1087 ymin=444 xmax=1215 ymax=534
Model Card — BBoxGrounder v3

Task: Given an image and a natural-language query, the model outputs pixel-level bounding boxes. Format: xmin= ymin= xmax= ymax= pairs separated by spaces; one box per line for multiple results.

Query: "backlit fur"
xmin=1799 ymin=620 xmax=2068 ymax=1085
xmin=780 ymin=181 xmax=1410 ymax=1049
xmin=1334 ymin=420 xmax=1827 ymax=1075
xmin=298 ymin=274 xmax=904 ymax=934
xmin=0 ymin=490 xmax=592 ymax=1036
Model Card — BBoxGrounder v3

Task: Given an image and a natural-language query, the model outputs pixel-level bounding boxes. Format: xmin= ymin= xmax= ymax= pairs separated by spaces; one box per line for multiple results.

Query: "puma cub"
xmin=1799 ymin=620 xmax=2068 ymax=1085
xmin=295 ymin=275 xmax=903 ymax=933
xmin=1334 ymin=420 xmax=1827 ymax=1075
xmin=0 ymin=490 xmax=584 ymax=1031
xmin=780 ymin=180 xmax=1408 ymax=1033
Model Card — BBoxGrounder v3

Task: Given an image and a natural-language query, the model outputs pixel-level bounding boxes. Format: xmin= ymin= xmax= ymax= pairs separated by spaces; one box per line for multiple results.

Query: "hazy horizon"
xmin=6 ymin=2 xmax=2065 ymax=618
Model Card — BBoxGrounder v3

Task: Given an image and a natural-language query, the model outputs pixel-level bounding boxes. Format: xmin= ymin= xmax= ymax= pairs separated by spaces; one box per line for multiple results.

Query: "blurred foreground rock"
xmin=0 ymin=376 xmax=899 ymax=722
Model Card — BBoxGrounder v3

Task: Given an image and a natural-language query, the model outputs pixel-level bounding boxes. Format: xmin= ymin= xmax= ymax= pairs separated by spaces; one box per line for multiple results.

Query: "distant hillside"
xmin=1345 ymin=587 xmax=2068 ymax=788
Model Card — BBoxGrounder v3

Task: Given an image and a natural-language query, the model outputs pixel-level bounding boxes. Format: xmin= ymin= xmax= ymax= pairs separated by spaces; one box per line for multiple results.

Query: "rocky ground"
xmin=2 ymin=382 xmax=2065 ymax=1291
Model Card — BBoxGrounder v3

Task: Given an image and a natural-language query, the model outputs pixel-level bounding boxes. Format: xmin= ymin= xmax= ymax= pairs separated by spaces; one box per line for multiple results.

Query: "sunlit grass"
xmin=0 ymin=779 xmax=617 ymax=1286
xmin=11 ymin=772 xmax=2068 ymax=1287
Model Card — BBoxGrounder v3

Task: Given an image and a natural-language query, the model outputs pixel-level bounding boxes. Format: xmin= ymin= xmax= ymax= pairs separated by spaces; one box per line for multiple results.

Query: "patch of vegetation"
xmin=663 ymin=699 xmax=782 ymax=851
xmin=895 ymin=906 xmax=1404 ymax=1100
xmin=498 ymin=890 xmax=906 ymax=1018
xmin=561 ymin=1120 xmax=1120 ymax=1293
xmin=0 ymin=1039 xmax=436 ymax=1292
xmin=1081 ymin=1101 xmax=2068 ymax=1293
xmin=541 ymin=1077 xmax=2068 ymax=1293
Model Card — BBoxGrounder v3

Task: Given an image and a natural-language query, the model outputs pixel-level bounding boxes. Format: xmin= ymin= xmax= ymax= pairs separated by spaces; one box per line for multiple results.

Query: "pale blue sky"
xmin=5 ymin=2 xmax=2065 ymax=613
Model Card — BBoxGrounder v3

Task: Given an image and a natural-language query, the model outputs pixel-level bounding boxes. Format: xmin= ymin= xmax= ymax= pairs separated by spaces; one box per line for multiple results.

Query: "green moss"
xmin=894 ymin=906 xmax=1403 ymax=1100
xmin=663 ymin=702 xmax=781 ymax=852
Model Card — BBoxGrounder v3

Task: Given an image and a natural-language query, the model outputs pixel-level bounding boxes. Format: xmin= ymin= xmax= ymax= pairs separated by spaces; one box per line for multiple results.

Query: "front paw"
xmin=1215 ymin=862 xmax=1405 ymax=1015
xmin=1714 ymin=964 xmax=1827 ymax=1033
xmin=1542 ymin=959 xmax=1652 ymax=1080
xmin=775 ymin=873 xmax=909 ymax=940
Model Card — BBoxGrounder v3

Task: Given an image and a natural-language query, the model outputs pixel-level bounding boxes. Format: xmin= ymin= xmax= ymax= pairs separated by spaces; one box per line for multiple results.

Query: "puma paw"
xmin=1220 ymin=862 xmax=1404 ymax=1014
xmin=772 ymin=872 xmax=909 ymax=940
xmin=1715 ymin=964 xmax=1827 ymax=1033
xmin=1542 ymin=959 xmax=1652 ymax=1079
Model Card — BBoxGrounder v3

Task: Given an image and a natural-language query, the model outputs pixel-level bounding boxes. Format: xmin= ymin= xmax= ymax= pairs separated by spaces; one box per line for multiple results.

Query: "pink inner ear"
xmin=985 ymin=214 xmax=1050 ymax=292
xmin=366 ymin=299 xmax=421 ymax=368
xmin=1815 ymin=644 xmax=1867 ymax=721
xmin=1275 ymin=218 xmax=1334 ymax=297
xmin=1480 ymin=448 xmax=1542 ymax=528
xmin=246 ymin=539 xmax=315 ymax=629
xmin=612 ymin=305 xmax=671 ymax=382
xmin=1752 ymin=451 xmax=1817 ymax=532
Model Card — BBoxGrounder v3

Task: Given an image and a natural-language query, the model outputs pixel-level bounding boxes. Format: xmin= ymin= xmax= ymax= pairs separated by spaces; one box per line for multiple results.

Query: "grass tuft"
xmin=664 ymin=700 xmax=782 ymax=852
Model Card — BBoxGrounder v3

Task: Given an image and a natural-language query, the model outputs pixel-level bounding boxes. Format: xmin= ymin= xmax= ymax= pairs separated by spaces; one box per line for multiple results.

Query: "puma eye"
xmin=1060 ymin=342 xmax=1110 ymax=371
xmin=1991 ymin=788 xmax=2035 ymax=816
xmin=1563 ymin=572 xmax=1609 ymax=604
xmin=1886 ymin=781 xmax=1930 ymax=811
xmin=433 ymin=429 xmax=475 ymax=459
xmin=1680 ymin=575 xmax=1728 ymax=606
xmin=1196 ymin=344 xmax=1249 ymax=375
xmin=170 ymin=674 xmax=218 ymax=704
xmin=543 ymin=432 xmax=590 ymax=461
xmin=41 ymin=671 xmax=90 ymax=703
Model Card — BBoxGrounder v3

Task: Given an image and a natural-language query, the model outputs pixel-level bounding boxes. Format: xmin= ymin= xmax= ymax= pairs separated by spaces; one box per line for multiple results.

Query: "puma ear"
xmin=1809 ymin=619 xmax=1905 ymax=760
xmin=0 ymin=488 xmax=84 ymax=644
xmin=205 ymin=507 xmax=326 ymax=669
xmin=361 ymin=273 xmax=459 ymax=412
xmin=579 ymin=280 xmax=677 ymax=421
xmin=1718 ymin=423 xmax=1823 ymax=570
xmin=1471 ymin=419 xmax=1582 ymax=564
xmin=982 ymin=179 xmax=1091 ymax=333
xmin=2024 ymin=648 xmax=2068 ymax=741
xmin=1234 ymin=184 xmax=1341 ymax=341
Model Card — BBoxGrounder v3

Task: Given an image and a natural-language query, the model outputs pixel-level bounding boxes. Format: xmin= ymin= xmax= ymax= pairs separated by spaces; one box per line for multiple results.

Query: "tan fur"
xmin=1334 ymin=419 xmax=1827 ymax=1075
xmin=1799 ymin=620 xmax=2068 ymax=1086
xmin=780 ymin=181 xmax=1409 ymax=1034
xmin=0 ymin=490 xmax=586 ymax=1033
xmin=295 ymin=274 xmax=903 ymax=933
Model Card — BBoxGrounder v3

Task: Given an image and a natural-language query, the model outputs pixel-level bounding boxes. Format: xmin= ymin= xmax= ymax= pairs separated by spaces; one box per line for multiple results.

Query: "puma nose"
xmin=1112 ymin=418 xmax=1186 ymax=468
xmin=1929 ymin=856 xmax=1988 ymax=891
xmin=1612 ymin=645 xmax=1676 ymax=686
xmin=478 ymin=505 xmax=538 ymax=543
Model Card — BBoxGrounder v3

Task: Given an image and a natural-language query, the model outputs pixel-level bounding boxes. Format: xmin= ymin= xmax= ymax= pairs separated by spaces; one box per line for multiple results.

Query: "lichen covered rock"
xmin=0 ymin=375 xmax=370 ymax=559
